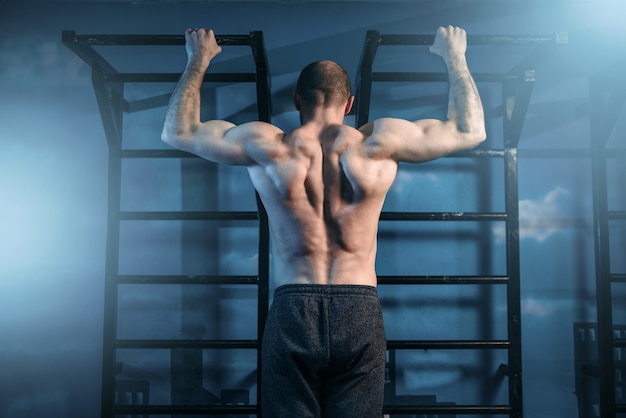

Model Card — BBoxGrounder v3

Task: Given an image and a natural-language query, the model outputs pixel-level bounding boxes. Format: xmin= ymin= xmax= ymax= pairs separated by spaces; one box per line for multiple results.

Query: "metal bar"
xmin=116 ymin=339 xmax=258 ymax=349
xmin=112 ymin=405 xmax=258 ymax=415
xmin=355 ymin=30 xmax=381 ymax=126
xmin=250 ymin=31 xmax=272 ymax=122
xmin=520 ymin=148 xmax=626 ymax=159
xmin=101 ymin=153 xmax=120 ymax=418
xmin=372 ymin=71 xmax=520 ymax=83
xmin=387 ymin=340 xmax=510 ymax=350
xmin=118 ymin=146 xmax=626 ymax=160
xmin=118 ymin=211 xmax=258 ymax=221
xmin=503 ymin=72 xmax=535 ymax=149
xmin=609 ymin=211 xmax=626 ymax=220
xmin=248 ymin=29 xmax=272 ymax=412
xmin=103 ymin=72 xmax=257 ymax=83
xmin=379 ymin=211 xmax=507 ymax=221
xmin=62 ymin=30 xmax=119 ymax=74
xmin=590 ymin=74 xmax=617 ymax=418
xmin=126 ymin=93 xmax=172 ymax=113
xmin=453 ymin=149 xmax=506 ymax=158
xmin=507 ymin=34 xmax=568 ymax=76
xmin=519 ymin=149 xmax=591 ymax=159
xmin=91 ymin=69 xmax=123 ymax=151
xmin=505 ymin=147 xmax=524 ymax=418
xmin=120 ymin=147 xmax=506 ymax=159
xmin=64 ymin=32 xmax=256 ymax=46
xmin=88 ymin=65 xmax=126 ymax=418
xmin=116 ymin=275 xmax=259 ymax=285
xmin=378 ymin=275 xmax=508 ymax=285
xmin=615 ymin=339 xmax=626 ymax=348
xmin=503 ymin=80 xmax=524 ymax=417
xmin=612 ymin=274 xmax=626 ymax=283
xmin=505 ymin=150 xmax=524 ymax=416
xmin=379 ymin=33 xmax=567 ymax=46
xmin=255 ymin=194 xmax=270 ymax=415
xmin=383 ymin=405 xmax=512 ymax=414
xmin=121 ymin=149 xmax=196 ymax=158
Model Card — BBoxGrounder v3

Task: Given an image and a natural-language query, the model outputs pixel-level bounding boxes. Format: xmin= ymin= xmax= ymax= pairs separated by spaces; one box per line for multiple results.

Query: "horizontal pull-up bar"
xmin=375 ymin=32 xmax=568 ymax=46
xmin=61 ymin=30 xmax=262 ymax=46
xmin=61 ymin=30 xmax=269 ymax=76
xmin=371 ymin=71 xmax=529 ymax=83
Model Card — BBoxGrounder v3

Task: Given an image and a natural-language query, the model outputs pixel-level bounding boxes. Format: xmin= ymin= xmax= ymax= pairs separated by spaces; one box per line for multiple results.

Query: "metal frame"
xmin=355 ymin=30 xmax=566 ymax=417
xmin=590 ymin=56 xmax=626 ymax=418
xmin=63 ymin=27 xmax=575 ymax=417
xmin=63 ymin=30 xmax=271 ymax=417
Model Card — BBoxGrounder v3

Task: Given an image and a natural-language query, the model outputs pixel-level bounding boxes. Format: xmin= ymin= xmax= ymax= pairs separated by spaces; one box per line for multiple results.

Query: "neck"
xmin=300 ymin=106 xmax=346 ymax=126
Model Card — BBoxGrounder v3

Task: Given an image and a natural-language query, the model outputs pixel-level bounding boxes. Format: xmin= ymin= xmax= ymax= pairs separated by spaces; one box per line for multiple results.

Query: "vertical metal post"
xmin=92 ymin=67 xmax=124 ymax=418
xmin=502 ymin=72 xmax=533 ymax=417
xmin=590 ymin=74 xmax=616 ymax=418
xmin=355 ymin=30 xmax=381 ymax=127
xmin=504 ymin=142 xmax=522 ymax=418
xmin=250 ymin=30 xmax=272 ymax=416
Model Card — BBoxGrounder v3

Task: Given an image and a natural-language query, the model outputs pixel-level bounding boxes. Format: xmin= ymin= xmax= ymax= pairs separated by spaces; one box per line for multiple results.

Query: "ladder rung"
xmin=379 ymin=275 xmax=508 ymax=285
xmin=380 ymin=212 xmax=507 ymax=221
xmin=104 ymin=72 xmax=256 ymax=83
xmin=116 ymin=275 xmax=258 ymax=285
xmin=609 ymin=210 xmax=626 ymax=220
xmin=617 ymin=403 xmax=626 ymax=412
xmin=62 ymin=31 xmax=257 ymax=46
xmin=118 ymin=211 xmax=258 ymax=221
xmin=378 ymin=33 xmax=565 ymax=46
xmin=113 ymin=404 xmax=513 ymax=415
xmin=373 ymin=71 xmax=521 ymax=83
xmin=383 ymin=404 xmax=512 ymax=415
xmin=112 ymin=405 xmax=257 ymax=415
xmin=387 ymin=340 xmax=510 ymax=350
xmin=115 ymin=339 xmax=258 ymax=349
xmin=121 ymin=149 xmax=197 ymax=158
xmin=452 ymin=148 xmax=505 ymax=158
xmin=612 ymin=274 xmax=626 ymax=283
xmin=615 ymin=338 xmax=626 ymax=348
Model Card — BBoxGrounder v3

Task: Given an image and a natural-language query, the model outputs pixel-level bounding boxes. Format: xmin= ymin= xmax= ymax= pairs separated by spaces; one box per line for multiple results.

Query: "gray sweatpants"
xmin=261 ymin=284 xmax=386 ymax=418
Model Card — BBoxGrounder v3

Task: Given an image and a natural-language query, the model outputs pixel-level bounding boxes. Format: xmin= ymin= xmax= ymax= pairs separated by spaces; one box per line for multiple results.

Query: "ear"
xmin=344 ymin=96 xmax=355 ymax=115
xmin=293 ymin=91 xmax=301 ymax=111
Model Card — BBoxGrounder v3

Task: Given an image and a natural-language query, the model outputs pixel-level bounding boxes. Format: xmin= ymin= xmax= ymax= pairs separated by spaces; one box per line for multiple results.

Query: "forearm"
xmin=161 ymin=59 xmax=208 ymax=145
xmin=444 ymin=54 xmax=486 ymax=142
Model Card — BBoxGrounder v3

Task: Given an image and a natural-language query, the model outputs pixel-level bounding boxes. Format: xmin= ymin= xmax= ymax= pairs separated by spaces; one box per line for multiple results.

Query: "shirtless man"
xmin=162 ymin=25 xmax=485 ymax=418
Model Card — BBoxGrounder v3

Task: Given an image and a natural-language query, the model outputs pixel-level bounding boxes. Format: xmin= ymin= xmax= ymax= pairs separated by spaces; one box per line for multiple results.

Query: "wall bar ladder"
xmin=355 ymin=30 xmax=566 ymax=418
xmin=62 ymin=30 xmax=271 ymax=417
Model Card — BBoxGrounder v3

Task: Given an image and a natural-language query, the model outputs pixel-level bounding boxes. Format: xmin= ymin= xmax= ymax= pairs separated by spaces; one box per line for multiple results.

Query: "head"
xmin=294 ymin=60 xmax=353 ymax=117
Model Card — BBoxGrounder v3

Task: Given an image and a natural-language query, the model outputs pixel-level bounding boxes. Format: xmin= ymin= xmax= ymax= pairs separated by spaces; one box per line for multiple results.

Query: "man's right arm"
xmin=361 ymin=26 xmax=486 ymax=163
xmin=161 ymin=28 xmax=283 ymax=166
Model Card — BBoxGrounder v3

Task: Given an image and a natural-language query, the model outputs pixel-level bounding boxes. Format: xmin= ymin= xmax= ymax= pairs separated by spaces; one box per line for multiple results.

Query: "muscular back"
xmin=247 ymin=124 xmax=398 ymax=287
xmin=163 ymin=29 xmax=486 ymax=286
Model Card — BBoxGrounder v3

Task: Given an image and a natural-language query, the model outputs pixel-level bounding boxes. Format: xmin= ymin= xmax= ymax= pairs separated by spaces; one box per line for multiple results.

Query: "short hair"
xmin=295 ymin=60 xmax=351 ymax=108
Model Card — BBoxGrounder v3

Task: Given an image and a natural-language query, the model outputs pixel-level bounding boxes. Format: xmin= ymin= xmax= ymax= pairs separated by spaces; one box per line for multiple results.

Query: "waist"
xmin=274 ymin=283 xmax=378 ymax=299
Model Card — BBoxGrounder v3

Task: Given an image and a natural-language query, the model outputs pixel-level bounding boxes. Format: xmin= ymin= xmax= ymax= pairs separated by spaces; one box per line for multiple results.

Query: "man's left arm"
xmin=361 ymin=26 xmax=486 ymax=164
xmin=435 ymin=26 xmax=486 ymax=149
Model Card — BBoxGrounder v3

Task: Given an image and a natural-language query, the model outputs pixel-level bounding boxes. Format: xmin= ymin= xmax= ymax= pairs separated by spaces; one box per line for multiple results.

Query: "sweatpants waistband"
xmin=274 ymin=283 xmax=378 ymax=298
